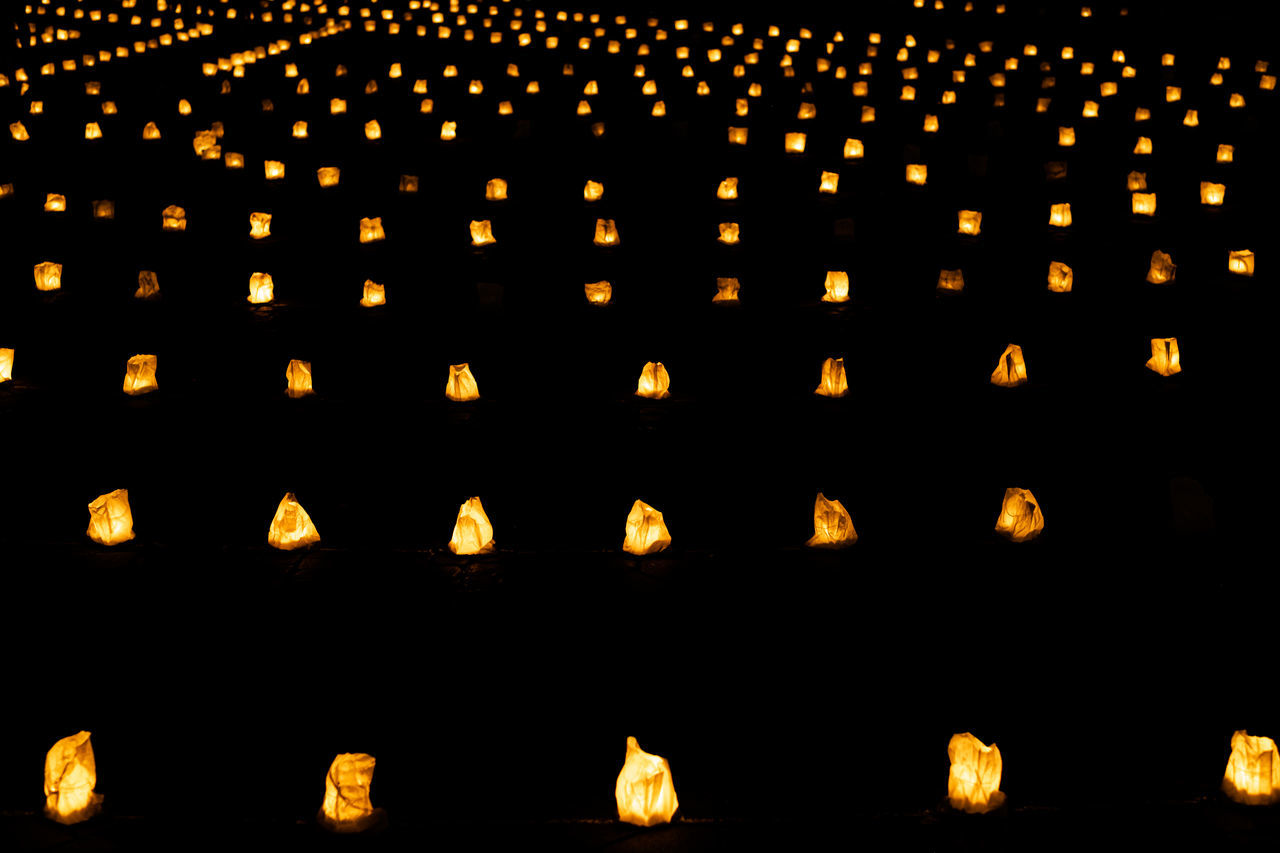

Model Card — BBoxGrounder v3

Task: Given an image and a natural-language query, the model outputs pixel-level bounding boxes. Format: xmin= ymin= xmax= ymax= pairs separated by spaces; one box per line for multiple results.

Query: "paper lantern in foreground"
xmin=806 ymin=493 xmax=857 ymax=548
xmin=267 ymin=492 xmax=321 ymax=550
xmin=319 ymin=753 xmax=379 ymax=831
xmin=584 ymin=281 xmax=612 ymax=305
xmin=947 ymin=733 xmax=1005 ymax=813
xmin=44 ymin=731 xmax=103 ymax=824
xmin=470 ymin=220 xmax=496 ymax=247
xmin=594 ymin=218 xmax=620 ymax=246
xmin=990 ymin=344 xmax=1027 ymax=387
xmin=623 ymin=500 xmax=671 ymax=555
xmin=1201 ymin=182 xmax=1226 ymax=206
xmin=1047 ymin=262 xmax=1073 ymax=292
xmin=1049 ymin=203 xmax=1072 ymax=227
xmin=248 ymin=272 xmax=274 ymax=303
xmin=87 ymin=489 xmax=135 ymax=545
xmin=937 ymin=269 xmax=964 ymax=292
xmin=822 ymin=270 xmax=850 ymax=303
xmin=317 ymin=167 xmax=341 ymax=187
xmin=449 ymin=496 xmax=495 ymax=554
xmin=0 ymin=347 xmax=12 ymax=383
xmin=814 ymin=357 xmax=848 ymax=397
xmin=360 ymin=280 xmax=386 ymax=307
xmin=615 ymin=737 xmax=679 ymax=826
xmin=1229 ymin=250 xmax=1255 ymax=277
xmin=1132 ymin=193 xmax=1156 ymax=216
xmin=1146 ymin=338 xmax=1181 ymax=376
xmin=123 ymin=354 xmax=159 ymax=395
xmin=446 ymin=363 xmax=480 ymax=401
xmin=635 ymin=362 xmax=670 ymax=399
xmin=1147 ymin=251 xmax=1176 ymax=284
xmin=994 ymin=487 xmax=1044 ymax=542
xmin=34 ymin=262 xmax=62 ymax=291
xmin=1222 ymin=731 xmax=1280 ymax=805
xmin=359 ymin=217 xmax=385 ymax=243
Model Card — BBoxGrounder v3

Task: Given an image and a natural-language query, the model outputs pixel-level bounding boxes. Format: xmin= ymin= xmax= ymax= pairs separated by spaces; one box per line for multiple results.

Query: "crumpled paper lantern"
xmin=267 ymin=492 xmax=321 ymax=549
xmin=317 ymin=167 xmax=341 ymax=187
xmin=265 ymin=160 xmax=286 ymax=180
xmin=1222 ymin=731 xmax=1280 ymax=805
xmin=1147 ymin=251 xmax=1176 ymax=284
xmin=162 ymin=205 xmax=187 ymax=231
xmin=947 ymin=733 xmax=1005 ymax=813
xmin=957 ymin=210 xmax=982 ymax=235
xmin=34 ymin=261 xmax=62 ymax=291
xmin=1049 ymin=203 xmax=1072 ymax=227
xmin=1047 ymin=262 xmax=1073 ymax=292
xmin=44 ymin=731 xmax=103 ymax=824
xmin=135 ymin=270 xmax=160 ymax=300
xmin=485 ymin=178 xmax=508 ymax=200
xmin=1146 ymin=338 xmax=1181 ymax=376
xmin=248 ymin=272 xmax=274 ymax=304
xmin=87 ymin=489 xmax=135 ymax=545
xmin=45 ymin=194 xmax=66 ymax=212
xmin=1132 ymin=193 xmax=1156 ymax=216
xmin=784 ymin=131 xmax=806 ymax=153
xmin=364 ymin=120 xmax=381 ymax=140
xmin=806 ymin=493 xmax=857 ymax=548
xmin=717 ymin=177 xmax=738 ymax=200
xmin=635 ymin=362 xmax=670 ymax=399
xmin=594 ymin=219 xmax=620 ymax=246
xmin=814 ymin=358 xmax=848 ymax=397
xmin=446 ymin=363 xmax=480 ymax=401
xmin=819 ymin=171 xmax=839 ymax=193
xmin=994 ymin=487 xmax=1044 ymax=542
xmin=1200 ymin=183 xmax=1226 ymax=206
xmin=990 ymin=344 xmax=1027 ymax=387
xmin=906 ymin=164 xmax=928 ymax=185
xmin=0 ymin=347 xmax=13 ymax=383
xmin=285 ymin=360 xmax=314 ymax=398
xmin=713 ymin=277 xmax=740 ymax=302
xmin=584 ymin=180 xmax=604 ymax=201
xmin=359 ymin=217 xmax=385 ymax=244
xmin=123 ymin=354 xmax=158 ymax=395
xmin=360 ymin=280 xmax=386 ymax=307
xmin=622 ymin=500 xmax=671 ymax=555
xmin=822 ymin=270 xmax=850 ymax=303
xmin=470 ymin=220 xmax=496 ymax=247
xmin=319 ymin=753 xmax=380 ymax=832
xmin=249 ymin=212 xmax=272 ymax=239
xmin=449 ymin=496 xmax=495 ymax=554
xmin=937 ymin=269 xmax=964 ymax=292
xmin=1229 ymin=250 xmax=1255 ymax=277
xmin=584 ymin=281 xmax=612 ymax=305
xmin=615 ymin=737 xmax=679 ymax=826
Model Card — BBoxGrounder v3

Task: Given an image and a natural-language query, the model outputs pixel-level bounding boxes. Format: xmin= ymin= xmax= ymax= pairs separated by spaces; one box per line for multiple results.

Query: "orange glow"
xmin=717 ymin=177 xmax=738 ymax=200
xmin=359 ymin=217 xmax=385 ymax=243
xmin=844 ymin=138 xmax=864 ymax=159
xmin=360 ymin=280 xmax=386 ymax=307
xmin=584 ymin=281 xmax=612 ymax=304
xmin=45 ymin=193 xmax=67 ymax=212
xmin=957 ymin=210 xmax=982 ymax=235
xmin=319 ymin=753 xmax=379 ymax=831
xmin=622 ymin=501 xmax=671 ymax=555
xmin=635 ymin=362 xmax=670 ymax=399
xmin=1132 ymin=193 xmax=1156 ymax=216
xmin=86 ymin=489 xmax=135 ymax=546
xmin=593 ymin=219 xmax=620 ymax=246
xmin=814 ymin=358 xmax=848 ymax=397
xmin=806 ymin=493 xmax=857 ymax=547
xmin=1146 ymin=338 xmax=1181 ymax=376
xmin=583 ymin=180 xmax=604 ymax=201
xmin=784 ymin=131 xmax=806 ymax=153
xmin=44 ymin=732 xmax=103 ymax=823
xmin=34 ymin=261 xmax=63 ymax=291
xmin=1200 ymin=182 xmax=1225 ymax=206
xmin=1147 ymin=251 xmax=1176 ymax=284
xmin=1223 ymin=732 xmax=1280 ymax=805
xmin=822 ymin=271 xmax=850 ymax=303
xmin=948 ymin=733 xmax=1005 ymax=812
xmin=995 ymin=487 xmax=1044 ymax=541
xmin=317 ymin=167 xmax=341 ymax=187
xmin=1049 ymin=203 xmax=1072 ymax=227
xmin=0 ymin=348 xmax=13 ymax=383
xmin=937 ymin=269 xmax=964 ymax=292
xmin=446 ymin=363 xmax=480 ymax=401
xmin=1047 ymin=262 xmax=1073 ymax=293
xmin=285 ymin=360 xmax=314 ymax=398
xmin=713 ymin=277 xmax=740 ymax=302
xmin=249 ymin=212 xmax=271 ymax=239
xmin=615 ymin=737 xmax=679 ymax=825
xmin=1229 ymin=250 xmax=1255 ymax=276
xmin=449 ymin=496 xmax=495 ymax=554
xmin=485 ymin=178 xmax=508 ymax=201
xmin=717 ymin=222 xmax=740 ymax=244
xmin=267 ymin=492 xmax=321 ymax=550
xmin=990 ymin=344 xmax=1027 ymax=387
xmin=470 ymin=220 xmax=496 ymax=247
xmin=123 ymin=354 xmax=158 ymax=395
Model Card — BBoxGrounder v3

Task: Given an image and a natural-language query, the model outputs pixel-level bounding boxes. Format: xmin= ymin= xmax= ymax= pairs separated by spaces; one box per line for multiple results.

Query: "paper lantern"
xmin=1058 ymin=127 xmax=1075 ymax=147
xmin=317 ymin=167 xmax=341 ymax=187
xmin=1183 ymin=109 xmax=1199 ymax=127
xmin=93 ymin=200 xmax=115 ymax=219
xmin=957 ymin=210 xmax=982 ymax=235
xmin=937 ymin=269 xmax=964 ymax=292
xmin=1146 ymin=338 xmax=1181 ymax=376
xmin=470 ymin=220 xmax=496 ymax=247
xmin=319 ymin=753 xmax=379 ymax=831
xmin=1049 ymin=203 xmax=1072 ymax=227
xmin=995 ymin=487 xmax=1044 ymax=541
xmin=1134 ymin=107 xmax=1151 ymax=121
xmin=45 ymin=194 xmax=67 ymax=212
xmin=1229 ymin=250 xmax=1255 ymax=276
xmin=1222 ymin=731 xmax=1280 ymax=805
xmin=160 ymin=205 xmax=186 ymax=231
xmin=1127 ymin=171 xmax=1147 ymax=191
xmin=822 ymin=271 xmax=850 ymax=303
xmin=358 ymin=280 xmax=386 ymax=307
xmin=1132 ymin=193 xmax=1156 ymax=216
xmin=359 ymin=217 xmax=385 ymax=244
xmin=123 ymin=354 xmax=158 ymax=395
xmin=34 ymin=261 xmax=63 ymax=291
xmin=0 ymin=347 xmax=12 ymax=383
xmin=399 ymin=175 xmax=419 ymax=193
xmin=594 ymin=219 xmax=620 ymax=246
xmin=584 ymin=281 xmax=612 ymax=305
xmin=248 ymin=272 xmax=274 ymax=304
xmin=83 ymin=122 xmax=103 ymax=140
xmin=87 ymin=489 xmax=135 ymax=545
xmin=717 ymin=222 xmax=740 ymax=244
xmin=1217 ymin=144 xmax=1234 ymax=163
xmin=1047 ymin=262 xmax=1073 ymax=293
xmin=265 ymin=160 xmax=286 ymax=180
xmin=267 ymin=492 xmax=320 ymax=549
xmin=449 ymin=496 xmax=495 ymax=554
xmin=990 ymin=344 xmax=1027 ymax=387
xmin=615 ymin=737 xmax=679 ymax=825
xmin=1147 ymin=251 xmax=1176 ymax=284
xmin=43 ymin=732 xmax=103 ymax=824
xmin=584 ymin=180 xmax=604 ymax=201
xmin=634 ymin=362 xmax=671 ymax=399
xmin=844 ymin=138 xmax=864 ymax=159
xmin=225 ymin=152 xmax=245 ymax=169
xmin=728 ymin=126 xmax=748 ymax=145
xmin=1134 ymin=136 xmax=1152 ymax=155
xmin=717 ymin=177 xmax=738 ymax=200
xmin=364 ymin=120 xmax=381 ymax=140
xmin=622 ymin=501 xmax=672 ymax=555
xmin=784 ymin=132 xmax=806 ymax=153
xmin=713 ymin=277 xmax=740 ymax=302
xmin=947 ymin=733 xmax=1005 ymax=813
xmin=485 ymin=178 xmax=508 ymax=201
xmin=814 ymin=357 xmax=849 ymax=398
xmin=285 ymin=360 xmax=314 ymax=398
xmin=10 ymin=121 xmax=30 ymax=141
xmin=134 ymin=271 xmax=160 ymax=300
xmin=142 ymin=121 xmax=161 ymax=140
xmin=292 ymin=121 xmax=308 ymax=139
xmin=249 ymin=212 xmax=271 ymax=239
xmin=905 ymin=164 xmax=928 ymax=186
xmin=445 ymin=363 xmax=480 ymax=401
xmin=1199 ymin=182 xmax=1225 ymax=206
xmin=806 ymin=493 xmax=857 ymax=548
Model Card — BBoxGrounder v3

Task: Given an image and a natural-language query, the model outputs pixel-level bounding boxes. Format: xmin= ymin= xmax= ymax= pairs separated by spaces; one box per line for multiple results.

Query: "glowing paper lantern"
xmin=1134 ymin=136 xmax=1152 ymax=155
xmin=990 ymin=344 xmax=1027 ymax=387
xmin=34 ymin=261 xmax=63 ymax=291
xmin=784 ymin=132 xmax=806 ymax=153
xmin=267 ymin=492 xmax=320 ymax=549
xmin=1049 ymin=203 xmax=1072 ymax=227
xmin=45 ymin=194 xmax=67 ymax=212
xmin=265 ymin=160 xmax=286 ymax=180
xmin=1047 ymin=262 xmax=1073 ymax=293
xmin=622 ymin=501 xmax=672 ymax=555
xmin=957 ymin=210 xmax=982 ymax=235
xmin=713 ymin=277 xmax=740 ymax=302
xmin=470 ymin=220 xmax=496 ymax=247
xmin=995 ymin=487 xmax=1044 ymax=541
xmin=947 ymin=733 xmax=1005 ymax=813
xmin=635 ymin=362 xmax=670 ymax=399
xmin=485 ymin=178 xmax=508 ymax=201
xmin=1127 ymin=171 xmax=1147 ymax=191
xmin=1147 ymin=251 xmax=1176 ymax=284
xmin=449 ymin=496 xmax=495 ymax=554
xmin=87 ymin=489 xmax=135 ymax=545
xmin=937 ymin=269 xmax=964 ymax=292
xmin=249 ymin=212 xmax=271 ymax=239
xmin=317 ymin=167 xmax=341 ymax=187
xmin=1222 ymin=732 xmax=1280 ymax=805
xmin=584 ymin=180 xmax=604 ymax=201
xmin=906 ymin=164 xmax=927 ymax=185
xmin=1132 ymin=193 xmax=1156 ymax=216
xmin=0 ymin=348 xmax=12 ymax=383
xmin=844 ymin=138 xmax=864 ymax=159
xmin=359 ymin=280 xmax=386 ymax=307
xmin=123 ymin=354 xmax=158 ymax=395
xmin=615 ymin=737 xmax=679 ymax=825
xmin=728 ymin=126 xmax=748 ymax=145
xmin=1200 ymin=183 xmax=1225 ymax=206
xmin=1217 ymin=144 xmax=1234 ymax=163
xmin=1229 ymin=250 xmax=1255 ymax=276
xmin=440 ymin=121 xmax=458 ymax=140
xmin=584 ymin=281 xmax=612 ymax=305
xmin=319 ymin=753 xmax=379 ymax=832
xmin=806 ymin=493 xmax=857 ymax=548
xmin=1146 ymin=338 xmax=1181 ymax=376
xmin=248 ymin=272 xmax=274 ymax=304
xmin=717 ymin=177 xmax=738 ymax=200
xmin=819 ymin=171 xmax=839 ymax=193
xmin=717 ymin=223 xmax=740 ymax=244
xmin=43 ymin=732 xmax=103 ymax=824
xmin=594 ymin=219 xmax=620 ymax=246
xmin=822 ymin=271 xmax=850 ymax=303
xmin=285 ymin=360 xmax=314 ymax=398
xmin=814 ymin=358 xmax=849 ymax=397
xmin=359 ymin=217 xmax=385 ymax=244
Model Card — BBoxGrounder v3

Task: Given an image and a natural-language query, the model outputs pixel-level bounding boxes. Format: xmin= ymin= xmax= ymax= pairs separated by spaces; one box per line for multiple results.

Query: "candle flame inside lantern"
xmin=445 ymin=363 xmax=480 ymax=401
xmin=364 ymin=120 xmax=381 ymax=140
xmin=1049 ymin=202 xmax=1072 ymax=227
xmin=1059 ymin=127 xmax=1077 ymax=148
xmin=0 ymin=348 xmax=13 ymax=383
xmin=622 ymin=501 xmax=672 ymax=555
xmin=822 ymin=271 xmax=850 ymax=303
xmin=249 ymin=212 xmax=271 ymax=239
xmin=265 ymin=160 xmax=286 ymax=180
xmin=1047 ymin=262 xmax=1073 ymax=292
xmin=267 ymin=492 xmax=320 ymax=550
xmin=995 ymin=487 xmax=1044 ymax=541
xmin=285 ymin=359 xmax=314 ymax=398
xmin=1132 ymin=193 xmax=1156 ymax=216
xmin=34 ymin=261 xmax=63 ymax=291
xmin=1147 ymin=251 xmax=1176 ymax=284
xmin=806 ymin=493 xmax=857 ymax=548
xmin=784 ymin=131 xmax=806 ymax=153
xmin=906 ymin=164 xmax=928 ymax=185
xmin=717 ymin=177 xmax=738 ymax=200
xmin=990 ymin=344 xmax=1027 ymax=387
xmin=947 ymin=733 xmax=1005 ymax=813
xmin=615 ymin=737 xmax=679 ymax=825
xmin=87 ymin=489 xmax=135 ymax=545
xmin=44 ymin=731 xmax=103 ymax=824
xmin=957 ymin=210 xmax=982 ymax=235
xmin=713 ymin=277 xmax=740 ymax=302
xmin=594 ymin=219 xmax=620 ymax=246
xmin=584 ymin=281 xmax=612 ymax=305
xmin=359 ymin=217 xmax=385 ymax=243
xmin=584 ymin=180 xmax=604 ymax=201
xmin=814 ymin=357 xmax=849 ymax=397
xmin=470 ymin=219 xmax=496 ymax=247
xmin=1223 ymin=731 xmax=1280 ymax=805
xmin=937 ymin=269 xmax=964 ymax=292
xmin=360 ymin=280 xmax=386 ymax=307
xmin=162 ymin=205 xmax=187 ymax=231
xmin=635 ymin=361 xmax=670 ymax=399
xmin=1146 ymin=338 xmax=1181 ymax=376
xmin=844 ymin=138 xmax=864 ymax=159
xmin=319 ymin=753 xmax=379 ymax=832
xmin=1229 ymin=250 xmax=1255 ymax=276
xmin=449 ymin=496 xmax=495 ymax=554
xmin=717 ymin=222 xmax=740 ymax=244
xmin=123 ymin=354 xmax=158 ymax=395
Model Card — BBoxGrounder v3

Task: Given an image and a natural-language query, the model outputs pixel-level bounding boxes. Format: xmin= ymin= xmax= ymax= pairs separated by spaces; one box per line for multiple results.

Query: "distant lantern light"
xmin=1200 ymin=182 xmax=1225 ymax=205
xmin=364 ymin=120 xmax=381 ymax=140
xmin=1147 ymin=251 xmax=1176 ymax=285
xmin=441 ymin=121 xmax=457 ymax=140
xmin=45 ymin=194 xmax=67 ymax=212
xmin=819 ymin=171 xmax=839 ymax=193
xmin=844 ymin=138 xmax=865 ymax=159
xmin=937 ymin=269 xmax=964 ymax=292
xmin=957 ymin=210 xmax=982 ymax=235
xmin=249 ymin=212 xmax=272 ymax=239
xmin=1058 ymin=127 xmax=1076 ymax=146
xmin=485 ymin=178 xmax=508 ymax=201
xmin=784 ymin=132 xmax=807 ymax=153
xmin=1049 ymin=202 xmax=1072 ymax=227
xmin=359 ymin=217 xmax=385 ymax=243
xmin=317 ymin=167 xmax=340 ymax=187
xmin=1217 ymin=144 xmax=1234 ymax=163
xmin=135 ymin=271 xmax=160 ymax=300
xmin=292 ymin=120 xmax=308 ymax=138
xmin=713 ymin=277 xmax=740 ymax=302
xmin=594 ymin=219 xmax=620 ymax=246
xmin=360 ymin=280 xmax=386 ymax=307
xmin=1128 ymin=171 xmax=1148 ymax=191
xmin=728 ymin=126 xmax=748 ymax=145
xmin=584 ymin=180 xmax=604 ymax=201
xmin=584 ymin=281 xmax=612 ymax=305
xmin=1132 ymin=192 xmax=1156 ymax=216
xmin=470 ymin=220 xmax=496 ymax=247
xmin=161 ymin=205 xmax=187 ymax=231
xmin=1134 ymin=136 xmax=1152 ymax=155
xmin=34 ymin=261 xmax=63 ymax=291
xmin=1184 ymin=109 xmax=1199 ymax=126
xmin=265 ymin=160 xmax=286 ymax=180
xmin=717 ymin=223 xmax=740 ymax=244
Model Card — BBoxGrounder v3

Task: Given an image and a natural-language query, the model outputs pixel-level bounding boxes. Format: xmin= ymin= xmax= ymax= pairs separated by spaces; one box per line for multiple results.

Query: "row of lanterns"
xmin=40 ymin=727 xmax=1280 ymax=828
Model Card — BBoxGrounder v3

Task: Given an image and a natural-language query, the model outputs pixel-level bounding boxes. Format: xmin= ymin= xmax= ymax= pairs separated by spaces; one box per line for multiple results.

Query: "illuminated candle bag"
xmin=87 ymin=489 xmax=135 ymax=545
xmin=805 ymin=493 xmax=857 ymax=548
xmin=359 ymin=217 xmax=385 ymax=243
xmin=622 ymin=500 xmax=672 ymax=555
xmin=814 ymin=357 xmax=849 ymax=398
xmin=584 ymin=281 xmax=612 ymax=305
xmin=1200 ymin=183 xmax=1226 ymax=206
xmin=318 ymin=753 xmax=382 ymax=832
xmin=449 ymin=496 xmax=495 ymax=554
xmin=135 ymin=271 xmax=160 ymax=300
xmin=162 ymin=205 xmax=187 ymax=231
xmin=485 ymin=178 xmax=508 ymax=201
xmin=937 ymin=269 xmax=965 ymax=292
xmin=285 ymin=360 xmax=314 ymax=398
xmin=1147 ymin=251 xmax=1176 ymax=285
xmin=1146 ymin=338 xmax=1181 ymax=376
xmin=360 ymin=280 xmax=386 ymax=307
xmin=635 ymin=362 xmax=671 ymax=399
xmin=822 ymin=270 xmax=850 ymax=303
xmin=1132 ymin=193 xmax=1157 ymax=216
xmin=713 ymin=277 xmax=740 ymax=302
xmin=957 ymin=210 xmax=982 ymax=235
xmin=1049 ymin=203 xmax=1072 ymax=227
xmin=267 ymin=492 xmax=321 ymax=550
xmin=34 ymin=261 xmax=63 ymax=291
xmin=584 ymin=180 xmax=604 ymax=201
xmin=717 ymin=177 xmax=738 ymax=200
xmin=0 ymin=347 xmax=13 ymax=383
xmin=1229 ymin=250 xmax=1255 ymax=277
xmin=990 ymin=344 xmax=1028 ymax=387
xmin=446 ymin=363 xmax=480 ymax=401
xmin=1222 ymin=731 xmax=1280 ymax=805
xmin=122 ymin=354 xmax=159 ymax=395
xmin=995 ymin=487 xmax=1044 ymax=542
xmin=44 ymin=731 xmax=103 ymax=824
xmin=594 ymin=218 xmax=620 ymax=246
xmin=1048 ymin=262 xmax=1073 ymax=292
xmin=717 ymin=222 xmax=740 ymax=244
xmin=947 ymin=733 xmax=1005 ymax=813
xmin=248 ymin=272 xmax=275 ymax=304
xmin=249 ymin=212 xmax=272 ymax=239
xmin=615 ymin=737 xmax=679 ymax=826
xmin=470 ymin=220 xmax=496 ymax=247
